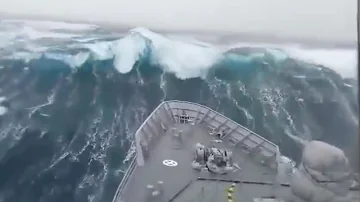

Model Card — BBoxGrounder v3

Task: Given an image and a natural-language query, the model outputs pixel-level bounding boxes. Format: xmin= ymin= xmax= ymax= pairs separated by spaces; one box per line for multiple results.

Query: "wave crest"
xmin=0 ymin=22 xmax=357 ymax=79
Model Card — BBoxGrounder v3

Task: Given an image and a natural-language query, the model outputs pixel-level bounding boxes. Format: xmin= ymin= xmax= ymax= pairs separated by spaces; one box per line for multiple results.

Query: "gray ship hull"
xmin=112 ymin=101 xmax=359 ymax=202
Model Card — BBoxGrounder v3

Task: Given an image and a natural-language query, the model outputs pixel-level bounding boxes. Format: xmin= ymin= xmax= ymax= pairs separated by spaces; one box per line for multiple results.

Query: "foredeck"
xmin=112 ymin=101 xmax=283 ymax=202
xmin=112 ymin=101 xmax=359 ymax=202
xmin=119 ymin=123 xmax=284 ymax=202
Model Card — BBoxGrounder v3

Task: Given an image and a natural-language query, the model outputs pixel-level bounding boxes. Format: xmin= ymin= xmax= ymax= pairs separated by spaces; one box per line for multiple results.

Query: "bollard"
xmin=146 ymin=184 xmax=155 ymax=202
xmin=157 ymin=181 xmax=164 ymax=195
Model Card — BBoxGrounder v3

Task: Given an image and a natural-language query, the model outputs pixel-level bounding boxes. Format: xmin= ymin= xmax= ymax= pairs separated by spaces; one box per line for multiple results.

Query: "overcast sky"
xmin=0 ymin=0 xmax=357 ymax=43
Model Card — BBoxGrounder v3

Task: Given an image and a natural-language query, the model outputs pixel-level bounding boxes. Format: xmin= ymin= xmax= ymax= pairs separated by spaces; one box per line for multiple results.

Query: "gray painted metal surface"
xmin=112 ymin=100 xmax=359 ymax=202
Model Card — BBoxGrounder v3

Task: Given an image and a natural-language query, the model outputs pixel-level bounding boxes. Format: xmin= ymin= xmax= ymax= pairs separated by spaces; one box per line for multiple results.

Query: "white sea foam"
xmin=284 ymin=48 xmax=357 ymax=78
xmin=0 ymin=19 xmax=97 ymax=51
xmin=2 ymin=19 xmax=98 ymax=31
xmin=0 ymin=23 xmax=81 ymax=48
xmin=17 ymin=26 xmax=81 ymax=39
xmin=78 ymin=28 xmax=221 ymax=79
xmin=227 ymin=42 xmax=357 ymax=78
xmin=82 ymin=41 xmax=115 ymax=60
xmin=10 ymin=52 xmax=42 ymax=62
xmin=44 ymin=52 xmax=90 ymax=68
xmin=107 ymin=28 xmax=357 ymax=79
xmin=123 ymin=27 xmax=221 ymax=79
xmin=112 ymin=32 xmax=147 ymax=74
xmin=0 ymin=106 xmax=7 ymax=116
xmin=0 ymin=20 xmax=356 ymax=79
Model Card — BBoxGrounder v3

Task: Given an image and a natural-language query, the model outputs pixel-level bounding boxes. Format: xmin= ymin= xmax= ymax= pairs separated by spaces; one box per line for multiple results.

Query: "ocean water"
xmin=0 ymin=20 xmax=358 ymax=202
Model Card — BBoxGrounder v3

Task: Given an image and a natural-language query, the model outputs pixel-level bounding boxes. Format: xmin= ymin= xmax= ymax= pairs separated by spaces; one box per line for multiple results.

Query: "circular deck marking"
xmin=162 ymin=159 xmax=178 ymax=167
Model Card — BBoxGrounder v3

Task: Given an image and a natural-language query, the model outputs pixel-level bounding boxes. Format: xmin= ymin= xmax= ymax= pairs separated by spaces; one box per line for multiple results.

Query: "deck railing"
xmin=164 ymin=100 xmax=280 ymax=163
xmin=133 ymin=100 xmax=281 ymax=167
xmin=113 ymin=100 xmax=282 ymax=202
xmin=111 ymin=158 xmax=136 ymax=202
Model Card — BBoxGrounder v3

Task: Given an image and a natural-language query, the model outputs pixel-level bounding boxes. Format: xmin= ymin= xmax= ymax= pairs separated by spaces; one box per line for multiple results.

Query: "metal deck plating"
xmin=112 ymin=101 xmax=359 ymax=202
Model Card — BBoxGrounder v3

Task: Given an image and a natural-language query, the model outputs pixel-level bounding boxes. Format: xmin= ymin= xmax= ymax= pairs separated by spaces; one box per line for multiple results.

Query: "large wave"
xmin=0 ymin=20 xmax=358 ymax=202
xmin=0 ymin=20 xmax=357 ymax=79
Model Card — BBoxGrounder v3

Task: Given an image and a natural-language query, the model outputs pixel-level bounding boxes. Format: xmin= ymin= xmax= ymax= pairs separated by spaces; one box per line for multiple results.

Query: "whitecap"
xmin=44 ymin=52 xmax=90 ymax=68
xmin=82 ymin=41 xmax=115 ymax=60
xmin=112 ymin=33 xmax=147 ymax=74
xmin=2 ymin=19 xmax=98 ymax=32
xmin=283 ymin=47 xmax=357 ymax=78
xmin=112 ymin=27 xmax=222 ymax=79
xmin=0 ymin=106 xmax=7 ymax=116
xmin=0 ymin=24 xmax=356 ymax=79
xmin=225 ymin=42 xmax=357 ymax=79
xmin=110 ymin=28 xmax=356 ymax=79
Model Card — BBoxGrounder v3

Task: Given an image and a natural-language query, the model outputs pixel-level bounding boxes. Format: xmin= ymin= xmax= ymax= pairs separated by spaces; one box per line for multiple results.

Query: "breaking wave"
xmin=0 ymin=20 xmax=358 ymax=202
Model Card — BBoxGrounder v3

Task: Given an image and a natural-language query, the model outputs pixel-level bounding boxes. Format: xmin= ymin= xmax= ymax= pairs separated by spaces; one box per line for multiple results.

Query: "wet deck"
xmin=115 ymin=123 xmax=283 ymax=202
xmin=112 ymin=101 xmax=359 ymax=202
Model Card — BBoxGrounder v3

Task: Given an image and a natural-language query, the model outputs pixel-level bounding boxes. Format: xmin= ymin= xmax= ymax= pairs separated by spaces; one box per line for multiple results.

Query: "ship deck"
xmin=116 ymin=123 xmax=290 ymax=202
xmin=113 ymin=101 xmax=359 ymax=202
